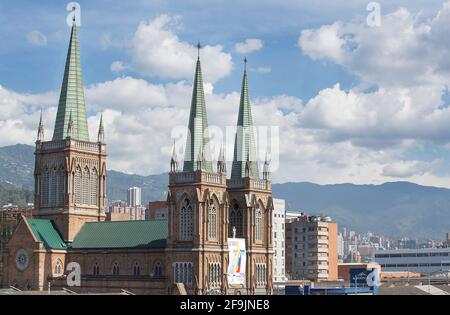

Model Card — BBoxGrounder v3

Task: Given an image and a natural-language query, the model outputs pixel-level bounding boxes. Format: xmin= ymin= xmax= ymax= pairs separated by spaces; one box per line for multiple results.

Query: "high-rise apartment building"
xmin=127 ymin=187 xmax=142 ymax=207
xmin=272 ymin=199 xmax=286 ymax=284
xmin=286 ymin=213 xmax=338 ymax=281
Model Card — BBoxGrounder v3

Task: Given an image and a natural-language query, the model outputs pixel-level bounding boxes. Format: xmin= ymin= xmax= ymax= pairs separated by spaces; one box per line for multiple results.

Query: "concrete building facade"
xmin=127 ymin=187 xmax=142 ymax=207
xmin=286 ymin=213 xmax=338 ymax=282
xmin=272 ymin=199 xmax=286 ymax=284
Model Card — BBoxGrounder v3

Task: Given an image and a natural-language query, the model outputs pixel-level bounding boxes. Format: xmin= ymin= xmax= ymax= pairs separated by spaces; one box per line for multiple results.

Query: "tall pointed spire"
xmin=263 ymin=152 xmax=271 ymax=180
xmin=183 ymin=51 xmax=213 ymax=172
xmin=37 ymin=110 xmax=45 ymax=142
xmin=52 ymin=20 xmax=90 ymax=142
xmin=171 ymin=139 xmax=179 ymax=173
xmin=231 ymin=59 xmax=259 ymax=179
xmin=98 ymin=113 xmax=105 ymax=143
xmin=217 ymin=144 xmax=227 ymax=174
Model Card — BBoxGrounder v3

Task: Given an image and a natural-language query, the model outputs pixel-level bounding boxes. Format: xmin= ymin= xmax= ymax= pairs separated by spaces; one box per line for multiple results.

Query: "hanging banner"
xmin=227 ymin=238 xmax=246 ymax=286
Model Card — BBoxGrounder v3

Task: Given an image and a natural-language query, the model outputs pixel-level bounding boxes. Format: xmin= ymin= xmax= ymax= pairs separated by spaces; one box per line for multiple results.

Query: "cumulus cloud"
xmin=26 ymin=31 xmax=47 ymax=46
xmin=5 ymin=3 xmax=450 ymax=188
xmin=382 ymin=159 xmax=442 ymax=178
xmin=121 ymin=15 xmax=233 ymax=83
xmin=299 ymin=3 xmax=450 ymax=88
xmin=235 ymin=39 xmax=264 ymax=54
xmin=110 ymin=61 xmax=127 ymax=73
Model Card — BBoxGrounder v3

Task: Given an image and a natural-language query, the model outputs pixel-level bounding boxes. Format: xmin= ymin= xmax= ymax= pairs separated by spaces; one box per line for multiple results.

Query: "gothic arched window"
xmin=92 ymin=263 xmax=100 ymax=276
xmin=82 ymin=166 xmax=90 ymax=205
xmin=255 ymin=207 xmax=262 ymax=241
xmin=112 ymin=262 xmax=120 ymax=276
xmin=208 ymin=199 xmax=217 ymax=240
xmin=133 ymin=262 xmax=141 ymax=277
xmin=74 ymin=166 xmax=82 ymax=204
xmin=229 ymin=202 xmax=243 ymax=238
xmin=180 ymin=199 xmax=193 ymax=241
xmin=54 ymin=259 xmax=63 ymax=276
xmin=153 ymin=261 xmax=163 ymax=278
xmin=56 ymin=165 xmax=65 ymax=206
xmin=49 ymin=166 xmax=57 ymax=206
xmin=41 ymin=166 xmax=50 ymax=207
xmin=90 ymin=168 xmax=98 ymax=206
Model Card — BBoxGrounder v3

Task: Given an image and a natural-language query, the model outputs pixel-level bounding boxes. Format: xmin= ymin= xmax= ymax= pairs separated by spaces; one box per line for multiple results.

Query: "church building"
xmin=1 ymin=20 xmax=274 ymax=295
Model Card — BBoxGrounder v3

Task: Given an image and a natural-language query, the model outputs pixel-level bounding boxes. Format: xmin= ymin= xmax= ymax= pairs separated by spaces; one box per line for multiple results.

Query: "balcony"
xmin=227 ymin=178 xmax=271 ymax=191
xmin=170 ymin=171 xmax=226 ymax=186
xmin=38 ymin=139 xmax=105 ymax=154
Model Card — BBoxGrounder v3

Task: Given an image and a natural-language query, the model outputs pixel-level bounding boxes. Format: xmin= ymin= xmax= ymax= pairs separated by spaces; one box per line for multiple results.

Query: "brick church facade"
xmin=1 ymin=21 xmax=274 ymax=295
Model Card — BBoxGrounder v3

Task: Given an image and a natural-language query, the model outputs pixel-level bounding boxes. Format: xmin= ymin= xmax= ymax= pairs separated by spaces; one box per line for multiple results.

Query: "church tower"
xmin=166 ymin=49 xmax=229 ymax=294
xmin=34 ymin=21 xmax=107 ymax=242
xmin=227 ymin=60 xmax=274 ymax=294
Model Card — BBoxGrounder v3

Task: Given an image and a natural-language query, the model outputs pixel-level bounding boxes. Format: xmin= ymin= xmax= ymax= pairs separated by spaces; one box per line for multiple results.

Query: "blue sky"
xmin=2 ymin=0 xmax=450 ymax=186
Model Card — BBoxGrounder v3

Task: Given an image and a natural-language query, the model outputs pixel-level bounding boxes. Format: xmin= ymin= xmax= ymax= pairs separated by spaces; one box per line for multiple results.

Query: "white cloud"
xmin=299 ymin=3 xmax=450 ymax=88
xmin=4 ymin=3 xmax=450 ymax=188
xmin=235 ymin=39 xmax=264 ymax=55
xmin=110 ymin=61 xmax=127 ymax=73
xmin=26 ymin=31 xmax=47 ymax=47
xmin=121 ymin=15 xmax=233 ymax=83
xmin=382 ymin=159 xmax=442 ymax=178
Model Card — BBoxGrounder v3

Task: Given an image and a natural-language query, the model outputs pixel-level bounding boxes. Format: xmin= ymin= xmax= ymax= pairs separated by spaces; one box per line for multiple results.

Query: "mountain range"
xmin=1 ymin=144 xmax=449 ymax=239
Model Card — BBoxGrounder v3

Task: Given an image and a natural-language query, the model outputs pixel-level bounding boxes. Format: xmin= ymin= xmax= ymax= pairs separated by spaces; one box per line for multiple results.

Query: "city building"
xmin=286 ymin=213 xmax=338 ymax=282
xmin=106 ymin=202 xmax=146 ymax=222
xmin=2 ymin=21 xmax=274 ymax=294
xmin=373 ymin=248 xmax=450 ymax=274
xmin=147 ymin=201 xmax=168 ymax=220
xmin=337 ymin=233 xmax=344 ymax=259
xmin=337 ymin=262 xmax=380 ymax=281
xmin=272 ymin=199 xmax=286 ymax=284
xmin=127 ymin=187 xmax=142 ymax=207
xmin=444 ymin=232 xmax=450 ymax=247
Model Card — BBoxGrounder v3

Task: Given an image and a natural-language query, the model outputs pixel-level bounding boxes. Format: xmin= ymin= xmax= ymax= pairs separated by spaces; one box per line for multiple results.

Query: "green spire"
xmin=231 ymin=60 xmax=259 ymax=179
xmin=183 ymin=56 xmax=213 ymax=172
xmin=52 ymin=21 xmax=90 ymax=141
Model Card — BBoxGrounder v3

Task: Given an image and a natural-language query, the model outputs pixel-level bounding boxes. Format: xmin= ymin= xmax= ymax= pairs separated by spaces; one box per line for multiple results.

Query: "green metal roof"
xmin=231 ymin=69 xmax=260 ymax=179
xmin=183 ymin=58 xmax=213 ymax=173
xmin=25 ymin=218 xmax=67 ymax=250
xmin=52 ymin=21 xmax=90 ymax=141
xmin=70 ymin=220 xmax=168 ymax=249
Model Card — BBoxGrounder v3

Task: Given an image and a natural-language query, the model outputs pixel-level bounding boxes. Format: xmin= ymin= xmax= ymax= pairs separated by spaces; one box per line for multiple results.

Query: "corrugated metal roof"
xmin=26 ymin=218 xmax=67 ymax=250
xmin=70 ymin=220 xmax=168 ymax=249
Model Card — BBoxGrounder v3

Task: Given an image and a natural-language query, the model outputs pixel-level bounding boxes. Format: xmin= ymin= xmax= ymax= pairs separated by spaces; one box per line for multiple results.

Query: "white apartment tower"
xmin=273 ymin=199 xmax=286 ymax=283
xmin=127 ymin=186 xmax=142 ymax=207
